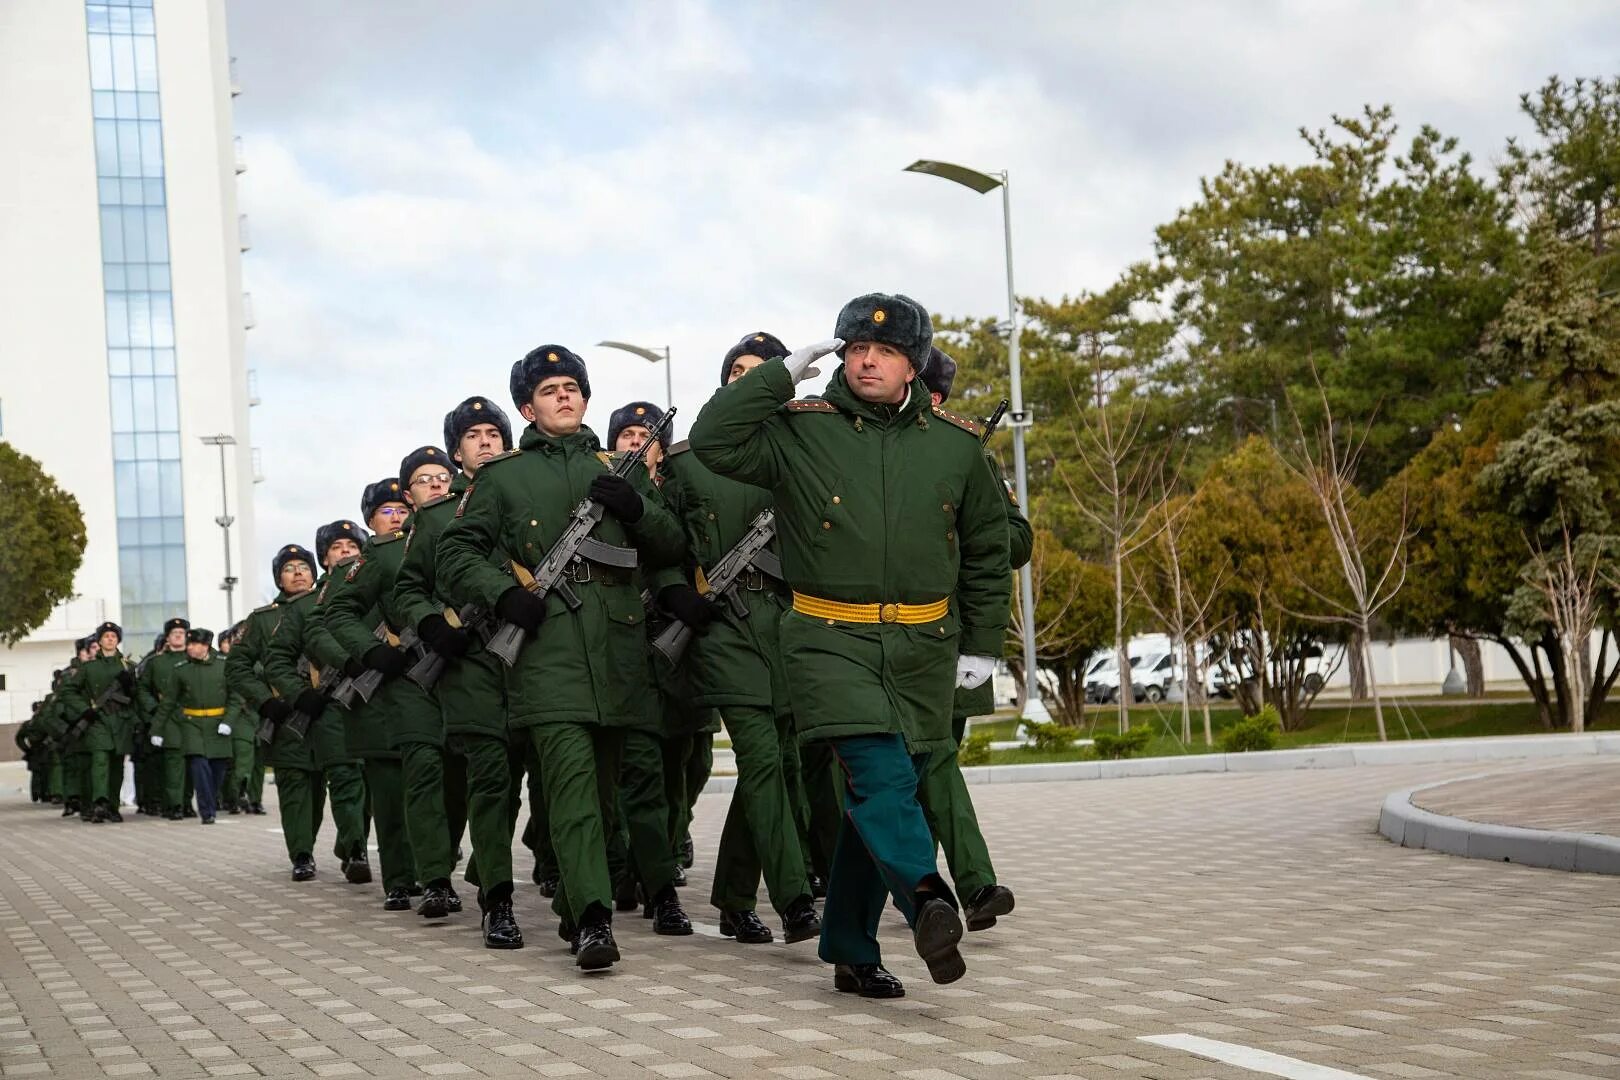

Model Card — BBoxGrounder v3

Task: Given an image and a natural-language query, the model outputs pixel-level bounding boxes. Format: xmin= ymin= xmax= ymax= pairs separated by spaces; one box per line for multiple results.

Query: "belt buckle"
xmin=568 ymin=559 xmax=592 ymax=585
xmin=743 ymin=569 xmax=765 ymax=592
xmin=879 ymin=603 xmax=899 ymax=624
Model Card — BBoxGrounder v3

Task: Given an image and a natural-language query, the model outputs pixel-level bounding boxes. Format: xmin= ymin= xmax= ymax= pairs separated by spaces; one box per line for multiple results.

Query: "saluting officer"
xmin=916 ymin=346 xmax=1030 ymax=932
xmin=652 ymin=336 xmax=823 ymax=945
xmin=264 ymin=522 xmax=374 ymax=886
xmin=229 ymin=544 xmax=328 ymax=880
xmin=393 ymin=396 xmax=527 ymax=949
xmin=691 ymin=293 xmax=1010 ymax=998
xmin=437 ymin=345 xmax=686 ymax=969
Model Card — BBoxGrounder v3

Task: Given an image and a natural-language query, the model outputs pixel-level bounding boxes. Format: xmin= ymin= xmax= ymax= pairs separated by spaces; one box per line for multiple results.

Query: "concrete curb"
xmin=697 ymin=730 xmax=1620 ymax=794
xmin=1378 ymin=773 xmax=1620 ymax=875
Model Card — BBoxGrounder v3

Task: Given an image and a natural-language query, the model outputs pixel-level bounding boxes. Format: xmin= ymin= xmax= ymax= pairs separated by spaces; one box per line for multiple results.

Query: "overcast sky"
xmin=226 ymin=0 xmax=1620 ymax=598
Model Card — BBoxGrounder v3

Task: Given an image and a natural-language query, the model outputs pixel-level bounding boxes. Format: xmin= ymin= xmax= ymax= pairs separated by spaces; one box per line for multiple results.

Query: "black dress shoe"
xmin=343 ymin=855 xmax=373 ymax=885
xmin=165 ymin=809 xmax=183 ymax=821
xmin=671 ymin=865 xmax=688 ymax=888
xmin=645 ymin=887 xmax=692 ymax=936
xmin=200 ymin=816 xmax=215 ymax=825
xmin=292 ymin=856 xmax=316 ymax=882
xmin=250 ymin=803 xmax=267 ymax=815
xmin=574 ymin=921 xmax=619 ymax=970
xmin=834 ymin=963 xmax=905 ymax=998
xmin=613 ymin=875 xmax=639 ymax=912
xmin=106 ymin=807 xmax=123 ymax=823
xmin=383 ymin=888 xmax=412 ymax=911
xmin=227 ymin=802 xmax=241 ymax=815
xmin=964 ymin=884 xmax=1014 ymax=931
xmin=418 ymin=882 xmax=453 ymax=919
xmin=182 ymin=806 xmax=197 ymax=818
xmin=90 ymin=802 xmax=107 ymax=824
xmin=782 ymin=896 xmax=821 ymax=944
xmin=61 ymin=804 xmax=76 ymax=818
xmin=719 ymin=909 xmax=772 ymax=944
xmin=808 ymin=873 xmax=827 ymax=899
xmin=482 ymin=898 xmax=524 ymax=949
xmin=537 ymin=874 xmax=558 ymax=899
xmin=408 ymin=883 xmax=424 ymax=897
xmin=445 ymin=887 xmax=462 ymax=913
xmin=680 ymin=832 xmax=695 ymax=869
xmin=912 ymin=897 xmax=965 ymax=984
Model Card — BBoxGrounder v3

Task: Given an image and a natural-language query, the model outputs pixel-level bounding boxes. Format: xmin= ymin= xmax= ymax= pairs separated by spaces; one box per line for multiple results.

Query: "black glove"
xmin=496 ymin=586 xmax=548 ymax=633
xmin=258 ymin=698 xmax=291 ymax=723
xmin=117 ymin=670 xmax=137 ymax=692
xmin=658 ymin=584 xmax=714 ymax=630
xmin=589 ymin=474 xmax=644 ymax=523
xmin=418 ymin=613 xmax=470 ymax=658
xmin=363 ymin=643 xmax=408 ymax=677
xmin=342 ymin=656 xmax=366 ymax=679
xmin=292 ymin=689 xmax=326 ymax=720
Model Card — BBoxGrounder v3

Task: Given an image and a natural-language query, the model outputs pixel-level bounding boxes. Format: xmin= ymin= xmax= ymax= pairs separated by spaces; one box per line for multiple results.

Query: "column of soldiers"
xmin=16 ymin=293 xmax=1031 ymax=999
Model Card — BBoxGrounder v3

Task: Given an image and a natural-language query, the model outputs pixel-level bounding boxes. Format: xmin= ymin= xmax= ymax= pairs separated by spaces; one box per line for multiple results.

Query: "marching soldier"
xmin=393 ymin=396 xmax=526 ymax=948
xmin=57 ymin=622 xmax=138 ymax=824
xmin=325 ymin=467 xmax=459 ymax=917
xmin=690 ymin=293 xmax=1011 ymax=997
xmin=916 ymin=347 xmax=1029 ymax=932
xmin=264 ymin=522 xmax=374 ymax=887
xmin=650 ymin=337 xmax=823 ymax=945
xmin=159 ymin=629 xmax=234 ymax=824
xmin=137 ymin=617 xmax=192 ymax=820
xmin=218 ymin=625 xmax=263 ymax=813
xmin=229 ymin=544 xmax=327 ymax=879
xmin=437 ymin=345 xmax=686 ymax=969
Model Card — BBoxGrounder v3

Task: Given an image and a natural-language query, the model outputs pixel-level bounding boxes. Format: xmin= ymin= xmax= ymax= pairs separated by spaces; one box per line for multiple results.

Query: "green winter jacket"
xmin=436 ymin=423 xmax=686 ymax=731
xmin=162 ymin=650 xmax=233 ymax=759
xmin=57 ymin=651 xmax=136 ymax=754
xmin=227 ymin=591 xmax=317 ymax=771
xmin=954 ymin=453 xmax=1036 ymax=721
xmin=264 ymin=572 xmax=366 ymax=766
xmin=690 ymin=360 xmax=1011 ymax=753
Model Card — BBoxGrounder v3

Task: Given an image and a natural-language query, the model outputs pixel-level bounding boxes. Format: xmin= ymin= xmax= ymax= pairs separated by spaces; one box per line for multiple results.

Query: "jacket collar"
xmin=821 ymin=366 xmax=928 ymax=427
xmin=520 ymin=423 xmax=602 ymax=455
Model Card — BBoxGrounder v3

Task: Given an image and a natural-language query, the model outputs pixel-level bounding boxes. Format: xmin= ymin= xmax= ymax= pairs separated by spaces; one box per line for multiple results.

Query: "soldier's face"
xmin=219 ymin=636 xmax=233 ymax=655
xmin=185 ymin=642 xmax=208 ymax=660
xmin=407 ymin=464 xmax=453 ymax=505
xmin=523 ymin=377 xmax=585 ymax=436
xmin=279 ymin=560 xmax=314 ymax=594
xmin=845 ymin=341 xmax=915 ymax=405
xmin=369 ymin=503 xmax=410 ymax=534
xmin=456 ymin=423 xmax=505 ymax=475
xmin=78 ymin=646 xmax=95 ymax=662
xmin=324 ymin=538 xmax=361 ymax=568
xmin=727 ymin=354 xmax=767 ymax=384
xmin=98 ymin=631 xmax=119 ymax=654
xmin=165 ymin=628 xmax=186 ymax=651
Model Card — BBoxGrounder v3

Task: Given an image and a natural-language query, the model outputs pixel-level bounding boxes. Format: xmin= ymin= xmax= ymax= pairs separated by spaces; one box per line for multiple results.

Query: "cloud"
xmin=225 ymin=0 xmax=1620 ymax=593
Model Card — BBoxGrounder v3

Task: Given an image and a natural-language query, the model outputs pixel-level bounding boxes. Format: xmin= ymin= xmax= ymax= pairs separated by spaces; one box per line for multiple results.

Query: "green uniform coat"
xmin=162 ymin=650 xmax=234 ymax=759
xmin=57 ymin=652 xmax=134 ymax=754
xmin=953 ymin=454 xmax=1035 ymax=722
xmin=264 ymin=574 xmax=367 ymax=766
xmin=226 ymin=592 xmax=318 ymax=772
xmin=689 ymin=361 xmax=1011 ymax=753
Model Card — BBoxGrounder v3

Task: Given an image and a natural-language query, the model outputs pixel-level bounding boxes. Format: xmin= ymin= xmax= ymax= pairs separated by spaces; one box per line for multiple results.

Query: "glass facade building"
xmin=85 ymin=0 xmax=187 ymax=636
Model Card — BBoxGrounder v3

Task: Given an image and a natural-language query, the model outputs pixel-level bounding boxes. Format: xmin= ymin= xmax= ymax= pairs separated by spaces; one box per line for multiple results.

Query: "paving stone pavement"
xmin=1411 ymin=760 xmax=1620 ymax=836
xmin=1 ymin=760 xmax=1617 ymax=1080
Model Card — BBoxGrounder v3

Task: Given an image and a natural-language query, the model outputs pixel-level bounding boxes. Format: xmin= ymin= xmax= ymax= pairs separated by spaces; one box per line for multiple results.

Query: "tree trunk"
xmin=1347 ymin=627 xmax=1369 ymax=701
xmin=1360 ymin=618 xmax=1388 ymax=741
xmin=1495 ymin=635 xmax=1556 ymax=729
xmin=1113 ymin=547 xmax=1129 ymax=735
xmin=1179 ymin=636 xmax=1193 ymax=744
xmin=1452 ymin=634 xmax=1485 ymax=697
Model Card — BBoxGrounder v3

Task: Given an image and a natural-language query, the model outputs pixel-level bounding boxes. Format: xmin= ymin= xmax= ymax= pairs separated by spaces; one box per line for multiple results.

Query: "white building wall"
xmin=0 ymin=0 xmax=253 ymax=733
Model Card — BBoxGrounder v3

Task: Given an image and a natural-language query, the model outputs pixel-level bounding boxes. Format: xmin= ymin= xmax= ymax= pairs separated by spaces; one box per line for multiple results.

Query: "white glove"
xmin=217 ymin=723 xmax=232 ymax=736
xmin=149 ymin=734 xmax=163 ymax=748
xmin=955 ymin=654 xmax=996 ymax=690
xmin=784 ymin=338 xmax=843 ymax=385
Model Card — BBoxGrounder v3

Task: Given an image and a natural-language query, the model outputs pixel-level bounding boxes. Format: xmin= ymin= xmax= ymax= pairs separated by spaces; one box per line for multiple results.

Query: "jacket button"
xmin=832 ymin=496 xmax=841 ymax=505
xmin=708 ymin=512 xmax=716 ymax=520
xmin=529 ymin=519 xmax=538 ymax=526
xmin=942 ymin=503 xmax=952 ymax=512
xmin=822 ymin=521 xmax=831 ymax=530
xmin=946 ymin=531 xmax=954 ymax=541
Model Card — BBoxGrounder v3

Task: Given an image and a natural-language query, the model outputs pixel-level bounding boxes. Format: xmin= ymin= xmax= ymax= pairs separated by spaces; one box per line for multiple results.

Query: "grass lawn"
xmin=971 ymin=698 xmax=1620 ymax=767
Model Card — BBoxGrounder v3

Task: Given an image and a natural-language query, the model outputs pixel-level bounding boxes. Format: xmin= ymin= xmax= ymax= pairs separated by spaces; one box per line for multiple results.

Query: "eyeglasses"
xmin=410 ymin=472 xmax=453 ymax=487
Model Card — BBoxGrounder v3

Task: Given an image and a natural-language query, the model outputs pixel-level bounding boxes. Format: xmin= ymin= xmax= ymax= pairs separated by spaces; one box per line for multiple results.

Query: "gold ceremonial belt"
xmin=792 ymin=592 xmax=949 ymax=625
xmin=182 ymin=707 xmax=226 ymax=717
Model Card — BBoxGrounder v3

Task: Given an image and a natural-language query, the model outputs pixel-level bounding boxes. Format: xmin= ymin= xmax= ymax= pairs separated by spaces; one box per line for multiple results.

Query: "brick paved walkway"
xmin=2 ymin=761 xmax=1617 ymax=1080
xmin=1410 ymin=760 xmax=1620 ymax=836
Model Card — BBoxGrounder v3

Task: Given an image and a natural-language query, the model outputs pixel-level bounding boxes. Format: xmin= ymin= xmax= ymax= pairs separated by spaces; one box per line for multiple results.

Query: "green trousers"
xmin=532 ymin=724 xmax=621 ymax=925
xmin=162 ymin=747 xmax=187 ymax=812
xmin=794 ymin=740 xmax=842 ymax=882
xmin=712 ymin=706 xmax=810 ymax=915
xmin=399 ymin=741 xmax=464 ymax=886
xmin=454 ymin=733 xmax=517 ymax=900
xmin=818 ymin=734 xmax=951 ymax=967
xmin=916 ymin=712 xmax=995 ymax=897
xmin=74 ymin=750 xmax=110 ymax=806
xmin=364 ymin=758 xmax=414 ymax=892
xmin=520 ymin=742 xmax=557 ymax=882
xmin=664 ymin=732 xmax=712 ymax=858
xmin=48 ymin=757 xmax=63 ymax=799
xmin=275 ymin=766 xmax=324 ymax=861
xmin=135 ymin=745 xmax=160 ymax=807
xmin=617 ymin=729 xmax=677 ymax=899
xmin=325 ymin=762 xmax=369 ymax=863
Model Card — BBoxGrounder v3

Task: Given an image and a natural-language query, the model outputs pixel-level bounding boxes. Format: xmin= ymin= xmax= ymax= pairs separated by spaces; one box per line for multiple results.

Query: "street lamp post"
xmin=199 ymin=434 xmax=238 ymax=625
xmin=598 ymin=341 xmax=673 ymax=412
xmin=905 ymin=159 xmax=1048 ymax=722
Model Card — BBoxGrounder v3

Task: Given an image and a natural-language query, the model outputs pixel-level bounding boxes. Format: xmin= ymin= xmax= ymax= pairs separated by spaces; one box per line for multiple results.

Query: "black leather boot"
xmin=718 ymin=909 xmax=772 ymax=944
xmin=833 ymin=963 xmax=905 ymax=998
xmin=781 ymin=896 xmax=821 ymax=944
xmin=963 ymin=884 xmax=1014 ymax=931
xmin=645 ymin=886 xmax=692 ymax=936
xmin=417 ymin=881 xmax=454 ymax=919
xmin=480 ymin=888 xmax=523 ymax=950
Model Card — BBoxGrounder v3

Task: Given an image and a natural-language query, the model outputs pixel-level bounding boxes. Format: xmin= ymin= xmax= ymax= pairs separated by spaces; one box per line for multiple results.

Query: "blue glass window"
xmin=87 ymin=1 xmax=186 ymax=638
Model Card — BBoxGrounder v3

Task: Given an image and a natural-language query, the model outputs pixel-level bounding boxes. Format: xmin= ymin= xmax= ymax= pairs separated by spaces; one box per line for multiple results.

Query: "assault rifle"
xmin=485 ymin=408 xmax=677 ymax=667
xmin=342 ymin=622 xmax=392 ymax=703
xmin=283 ymin=655 xmax=361 ymax=740
xmin=403 ymin=603 xmax=495 ymax=691
xmin=64 ymin=670 xmax=134 ymax=743
xmin=981 ymin=398 xmax=1009 ymax=447
xmin=651 ymin=509 xmax=782 ymax=666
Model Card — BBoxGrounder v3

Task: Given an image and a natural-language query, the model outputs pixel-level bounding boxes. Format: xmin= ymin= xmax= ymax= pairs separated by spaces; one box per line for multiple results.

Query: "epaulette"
xmin=416 ymin=492 xmax=457 ymax=511
xmin=597 ymin=451 xmax=616 ymax=467
xmin=333 ymin=554 xmax=361 ymax=568
xmin=480 ymin=448 xmax=522 ymax=468
xmin=931 ymin=405 xmax=983 ymax=438
xmin=786 ymin=398 xmax=838 ymax=414
xmin=251 ymin=601 xmax=279 ymax=616
xmin=666 ymin=439 xmax=692 ymax=457
xmin=373 ymin=530 xmax=407 ymax=546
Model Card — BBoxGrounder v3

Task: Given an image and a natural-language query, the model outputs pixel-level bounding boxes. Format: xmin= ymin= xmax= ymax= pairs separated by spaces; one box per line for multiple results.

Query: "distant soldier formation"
xmin=14 ymin=293 xmax=1032 ymax=997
